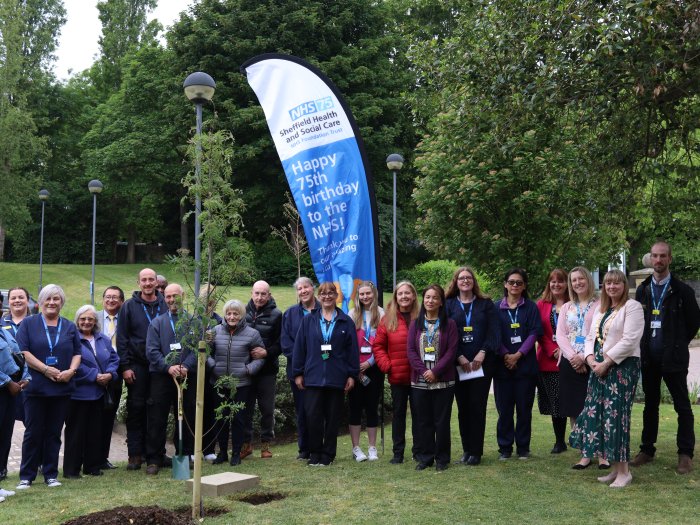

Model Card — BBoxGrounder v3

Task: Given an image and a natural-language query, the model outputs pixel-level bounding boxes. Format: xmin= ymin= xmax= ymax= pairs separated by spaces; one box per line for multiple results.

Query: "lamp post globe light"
xmin=183 ymin=71 xmax=215 ymax=520
xmin=183 ymin=71 xmax=216 ymax=299
xmin=386 ymin=154 xmax=404 ymax=290
xmin=88 ymin=179 xmax=103 ymax=305
xmin=38 ymin=189 xmax=50 ymax=296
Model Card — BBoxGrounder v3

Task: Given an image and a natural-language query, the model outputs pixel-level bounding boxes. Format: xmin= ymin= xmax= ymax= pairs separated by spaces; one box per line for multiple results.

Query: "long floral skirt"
xmin=569 ymin=357 xmax=639 ymax=462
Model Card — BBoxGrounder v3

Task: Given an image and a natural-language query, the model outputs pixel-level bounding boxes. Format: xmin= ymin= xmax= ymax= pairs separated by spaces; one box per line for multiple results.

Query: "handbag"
xmin=94 ymin=337 xmax=115 ymax=411
xmin=10 ymin=351 xmax=25 ymax=383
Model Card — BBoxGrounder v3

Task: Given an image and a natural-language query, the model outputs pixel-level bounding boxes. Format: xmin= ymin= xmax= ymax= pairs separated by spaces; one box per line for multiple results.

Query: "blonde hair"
xmin=568 ymin=266 xmax=597 ymax=304
xmin=599 ymin=269 xmax=629 ymax=312
xmin=351 ymin=281 xmax=381 ymax=330
xmin=384 ymin=281 xmax=419 ymax=332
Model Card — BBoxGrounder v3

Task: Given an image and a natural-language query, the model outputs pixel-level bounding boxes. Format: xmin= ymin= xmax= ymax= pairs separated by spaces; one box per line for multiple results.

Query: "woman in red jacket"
xmin=372 ymin=281 xmax=419 ymax=464
xmin=536 ymin=269 xmax=570 ymax=454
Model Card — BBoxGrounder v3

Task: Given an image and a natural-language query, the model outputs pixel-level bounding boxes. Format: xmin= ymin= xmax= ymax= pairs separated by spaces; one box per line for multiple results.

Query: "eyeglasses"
xmin=457 ymin=276 xmax=474 ymax=282
xmin=78 ymin=317 xmax=96 ymax=322
xmin=103 ymin=295 xmax=121 ymax=301
xmin=506 ymin=280 xmax=524 ymax=286
xmin=319 ymin=293 xmax=337 ymax=298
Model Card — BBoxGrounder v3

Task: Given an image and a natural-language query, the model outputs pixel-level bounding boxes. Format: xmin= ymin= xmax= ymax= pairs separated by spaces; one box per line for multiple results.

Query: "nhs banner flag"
xmin=242 ymin=54 xmax=381 ymax=310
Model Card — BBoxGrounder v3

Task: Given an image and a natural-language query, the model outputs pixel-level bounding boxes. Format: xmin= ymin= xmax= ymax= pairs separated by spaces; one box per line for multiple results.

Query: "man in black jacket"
xmin=243 ymin=280 xmax=282 ymax=459
xmin=116 ymin=268 xmax=166 ymax=471
xmin=631 ymin=241 xmax=700 ymax=474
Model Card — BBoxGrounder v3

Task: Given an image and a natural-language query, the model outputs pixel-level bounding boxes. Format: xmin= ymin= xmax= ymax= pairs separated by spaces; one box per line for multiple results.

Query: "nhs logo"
xmin=288 ymin=97 xmax=334 ymax=121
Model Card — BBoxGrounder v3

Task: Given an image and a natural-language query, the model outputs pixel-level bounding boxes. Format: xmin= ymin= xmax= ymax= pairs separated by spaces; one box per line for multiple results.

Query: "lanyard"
xmin=363 ymin=311 xmax=374 ymax=342
xmin=320 ymin=311 xmax=337 ymax=343
xmin=41 ymin=316 xmax=62 ymax=355
xmin=142 ymin=303 xmax=161 ymax=323
xmin=459 ymin=300 xmax=474 ymax=327
xmin=168 ymin=312 xmax=177 ymax=337
xmin=575 ymin=301 xmax=592 ymax=335
xmin=507 ymin=307 xmax=519 ymax=329
xmin=551 ymin=304 xmax=559 ymax=331
xmin=650 ymin=279 xmax=670 ymax=315
xmin=424 ymin=318 xmax=440 ymax=346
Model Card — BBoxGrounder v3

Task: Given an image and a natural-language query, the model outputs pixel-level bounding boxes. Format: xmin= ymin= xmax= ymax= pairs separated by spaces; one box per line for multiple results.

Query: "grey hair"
xmin=38 ymin=284 xmax=66 ymax=308
xmin=293 ymin=276 xmax=314 ymax=290
xmin=74 ymin=304 xmax=101 ymax=334
xmin=223 ymin=299 xmax=246 ymax=318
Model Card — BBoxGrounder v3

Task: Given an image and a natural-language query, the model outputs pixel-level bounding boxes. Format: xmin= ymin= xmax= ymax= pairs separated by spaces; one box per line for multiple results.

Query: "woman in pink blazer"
xmin=570 ymin=269 xmax=644 ymax=488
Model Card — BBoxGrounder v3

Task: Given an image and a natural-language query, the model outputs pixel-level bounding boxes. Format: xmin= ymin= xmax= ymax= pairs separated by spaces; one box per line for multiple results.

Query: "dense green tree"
xmin=408 ymin=0 xmax=700 ymax=288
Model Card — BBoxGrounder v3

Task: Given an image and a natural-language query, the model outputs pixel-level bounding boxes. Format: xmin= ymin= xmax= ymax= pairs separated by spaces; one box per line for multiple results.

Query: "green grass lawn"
xmin=4 ymin=400 xmax=699 ymax=525
xmin=0 ymin=263 xmax=392 ymax=319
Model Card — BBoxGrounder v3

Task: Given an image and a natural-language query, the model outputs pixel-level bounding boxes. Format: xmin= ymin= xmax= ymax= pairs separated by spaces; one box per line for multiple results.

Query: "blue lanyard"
xmin=168 ymin=312 xmax=177 ymax=336
xmin=41 ymin=316 xmax=62 ymax=356
xmin=320 ymin=311 xmax=337 ymax=343
xmin=459 ymin=301 xmax=474 ymax=327
xmin=363 ymin=311 xmax=374 ymax=342
xmin=142 ymin=303 xmax=161 ymax=323
xmin=424 ymin=318 xmax=440 ymax=346
xmin=650 ymin=279 xmax=670 ymax=315
xmin=575 ymin=301 xmax=592 ymax=335
xmin=551 ymin=304 xmax=559 ymax=331
xmin=507 ymin=307 xmax=519 ymax=329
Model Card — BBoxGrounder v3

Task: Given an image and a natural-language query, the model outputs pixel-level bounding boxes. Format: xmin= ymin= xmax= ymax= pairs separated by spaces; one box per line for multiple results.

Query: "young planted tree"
xmin=271 ymin=191 xmax=308 ymax=280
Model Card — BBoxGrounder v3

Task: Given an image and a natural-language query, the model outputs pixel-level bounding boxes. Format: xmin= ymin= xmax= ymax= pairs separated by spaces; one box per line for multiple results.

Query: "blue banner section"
xmin=282 ymin=138 xmax=375 ymax=311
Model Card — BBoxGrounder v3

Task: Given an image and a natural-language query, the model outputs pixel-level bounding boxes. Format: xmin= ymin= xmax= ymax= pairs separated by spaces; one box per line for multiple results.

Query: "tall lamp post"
xmin=88 ymin=179 xmax=103 ymax=305
xmin=38 ymin=189 xmax=50 ymax=296
xmin=386 ymin=154 xmax=404 ymax=290
xmin=183 ymin=71 xmax=216 ymax=300
xmin=183 ymin=71 xmax=215 ymax=521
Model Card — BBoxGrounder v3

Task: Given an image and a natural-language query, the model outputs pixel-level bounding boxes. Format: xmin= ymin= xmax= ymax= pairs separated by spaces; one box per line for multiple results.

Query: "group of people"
xmin=0 ymin=240 xmax=698 ymax=499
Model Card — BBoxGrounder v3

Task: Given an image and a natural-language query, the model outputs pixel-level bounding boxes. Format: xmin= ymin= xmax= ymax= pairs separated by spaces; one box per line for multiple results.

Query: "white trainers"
xmin=16 ymin=480 xmax=31 ymax=490
xmin=0 ymin=488 xmax=15 ymax=497
xmin=367 ymin=446 xmax=379 ymax=461
xmin=0 ymin=496 xmax=4 ymax=503
xmin=353 ymin=446 xmax=367 ymax=462
xmin=45 ymin=478 xmax=62 ymax=487
xmin=204 ymin=453 xmax=217 ymax=462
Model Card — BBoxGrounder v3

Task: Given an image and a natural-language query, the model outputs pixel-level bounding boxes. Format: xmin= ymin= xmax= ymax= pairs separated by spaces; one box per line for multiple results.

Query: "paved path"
xmin=7 ymin=343 xmax=700 ymax=473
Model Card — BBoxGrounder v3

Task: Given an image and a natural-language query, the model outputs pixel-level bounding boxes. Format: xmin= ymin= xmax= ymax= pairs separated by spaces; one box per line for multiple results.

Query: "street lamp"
xmin=38 ymin=189 xmax=49 ymax=296
xmin=183 ymin=70 xmax=215 ymax=521
xmin=88 ymin=179 xmax=103 ymax=305
xmin=386 ymin=153 xmax=404 ymax=290
xmin=183 ymin=71 xmax=216 ymax=299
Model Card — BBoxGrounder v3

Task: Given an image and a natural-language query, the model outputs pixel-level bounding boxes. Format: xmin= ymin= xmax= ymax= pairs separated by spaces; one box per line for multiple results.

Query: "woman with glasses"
xmin=445 ymin=267 xmax=499 ymax=466
xmin=407 ymin=284 xmax=458 ymax=471
xmin=348 ymin=281 xmax=384 ymax=462
xmin=494 ymin=269 xmax=543 ymax=460
xmin=293 ymin=282 xmax=359 ymax=466
xmin=570 ymin=269 xmax=643 ymax=488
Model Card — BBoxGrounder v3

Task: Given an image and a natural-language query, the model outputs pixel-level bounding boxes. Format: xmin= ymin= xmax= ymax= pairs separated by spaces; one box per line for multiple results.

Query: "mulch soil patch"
xmin=61 ymin=505 xmax=196 ymax=525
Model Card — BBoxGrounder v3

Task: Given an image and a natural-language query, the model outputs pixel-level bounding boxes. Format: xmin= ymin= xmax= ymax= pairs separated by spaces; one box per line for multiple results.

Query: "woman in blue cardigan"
xmin=15 ymin=285 xmax=82 ymax=489
xmin=63 ymin=305 xmax=119 ymax=478
xmin=494 ymin=269 xmax=543 ymax=460
xmin=445 ymin=267 xmax=500 ymax=466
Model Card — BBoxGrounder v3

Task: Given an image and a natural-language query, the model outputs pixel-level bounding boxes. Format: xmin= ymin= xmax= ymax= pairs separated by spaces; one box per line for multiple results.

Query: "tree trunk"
xmin=127 ymin=224 xmax=136 ymax=264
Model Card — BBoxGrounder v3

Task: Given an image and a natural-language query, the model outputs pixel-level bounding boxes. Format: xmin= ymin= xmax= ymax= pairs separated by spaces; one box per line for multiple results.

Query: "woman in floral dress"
xmin=570 ymin=269 xmax=644 ymax=488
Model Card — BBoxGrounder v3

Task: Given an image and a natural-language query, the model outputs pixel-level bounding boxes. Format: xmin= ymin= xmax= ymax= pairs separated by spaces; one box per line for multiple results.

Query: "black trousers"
xmin=64 ymin=398 xmax=103 ymax=475
xmin=0 ymin=388 xmax=16 ymax=471
xmin=640 ymin=361 xmax=695 ymax=458
xmin=100 ymin=378 xmax=123 ymax=463
xmin=145 ymin=373 xmax=194 ymax=464
xmin=390 ymin=384 xmax=416 ymax=458
xmin=20 ymin=395 xmax=70 ymax=482
xmin=348 ymin=366 xmax=383 ymax=427
xmin=304 ymin=387 xmax=344 ymax=464
xmin=494 ymin=375 xmax=536 ymax=455
xmin=454 ymin=371 xmax=493 ymax=457
xmin=215 ymin=385 xmax=251 ymax=456
xmin=290 ymin=379 xmax=309 ymax=454
xmin=412 ymin=386 xmax=454 ymax=466
xmin=125 ymin=362 xmax=149 ymax=457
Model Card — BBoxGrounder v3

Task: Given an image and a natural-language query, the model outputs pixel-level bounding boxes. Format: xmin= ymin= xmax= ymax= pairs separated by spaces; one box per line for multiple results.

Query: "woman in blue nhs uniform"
xmin=493 ymin=269 xmax=542 ymax=460
xmin=15 ymin=285 xmax=82 ymax=489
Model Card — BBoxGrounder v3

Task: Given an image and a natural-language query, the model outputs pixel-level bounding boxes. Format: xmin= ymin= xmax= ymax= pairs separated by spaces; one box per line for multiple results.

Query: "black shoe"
xmin=389 ymin=455 xmax=404 ymax=464
xmin=415 ymin=462 xmax=432 ymax=471
xmin=0 ymin=468 xmax=7 ymax=481
xmin=498 ymin=452 xmax=512 ymax=461
xmin=162 ymin=456 xmax=173 ymax=468
xmin=518 ymin=452 xmax=531 ymax=460
xmin=572 ymin=460 xmax=591 ymax=470
xmin=551 ymin=443 xmax=567 ymax=454
xmin=101 ymin=461 xmax=118 ymax=470
xmin=229 ymin=454 xmax=241 ymax=466
xmin=84 ymin=470 xmax=104 ymax=476
xmin=63 ymin=473 xmax=82 ymax=479
xmin=212 ymin=454 xmax=228 ymax=465
xmin=466 ymin=455 xmax=481 ymax=466
xmin=296 ymin=451 xmax=310 ymax=460
xmin=435 ymin=463 xmax=448 ymax=471
xmin=456 ymin=453 xmax=469 ymax=464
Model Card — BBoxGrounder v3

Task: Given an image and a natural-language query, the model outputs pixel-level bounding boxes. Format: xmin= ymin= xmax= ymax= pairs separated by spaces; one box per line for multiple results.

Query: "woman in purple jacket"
xmin=407 ymin=284 xmax=458 ymax=471
xmin=63 ymin=305 xmax=119 ymax=478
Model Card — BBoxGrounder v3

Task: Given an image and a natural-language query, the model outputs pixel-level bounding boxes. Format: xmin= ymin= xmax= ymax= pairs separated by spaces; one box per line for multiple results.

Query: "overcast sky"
xmin=54 ymin=0 xmax=193 ymax=81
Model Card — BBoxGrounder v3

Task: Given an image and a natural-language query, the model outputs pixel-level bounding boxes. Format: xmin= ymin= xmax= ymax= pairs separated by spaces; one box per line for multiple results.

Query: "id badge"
xmin=46 ymin=355 xmax=58 ymax=366
xmin=510 ymin=323 xmax=520 ymax=329
xmin=575 ymin=335 xmax=586 ymax=345
xmin=424 ymin=346 xmax=435 ymax=362
xmin=424 ymin=353 xmax=436 ymax=362
xmin=321 ymin=344 xmax=332 ymax=353
xmin=510 ymin=336 xmax=522 ymax=344
xmin=361 ymin=346 xmax=372 ymax=354
xmin=650 ymin=320 xmax=661 ymax=329
xmin=170 ymin=343 xmax=182 ymax=351
xmin=462 ymin=334 xmax=474 ymax=344
xmin=463 ymin=326 xmax=473 ymax=332
xmin=652 ymin=309 xmax=660 ymax=316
